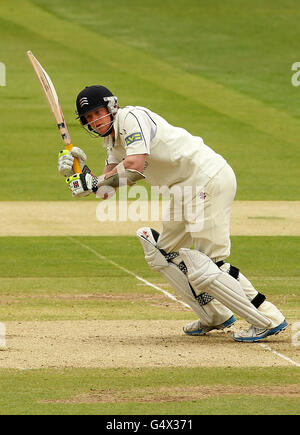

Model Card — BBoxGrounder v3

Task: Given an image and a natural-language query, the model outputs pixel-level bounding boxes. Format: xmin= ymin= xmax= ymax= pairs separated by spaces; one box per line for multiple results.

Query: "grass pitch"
xmin=0 ymin=368 xmax=299 ymax=415
xmin=0 ymin=0 xmax=300 ymax=199
xmin=0 ymin=236 xmax=299 ymax=415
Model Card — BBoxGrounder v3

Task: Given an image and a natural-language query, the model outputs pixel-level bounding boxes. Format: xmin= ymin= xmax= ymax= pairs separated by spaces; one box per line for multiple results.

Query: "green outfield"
xmin=0 ymin=367 xmax=298 ymax=415
xmin=1 ymin=0 xmax=300 ymax=200
xmin=0 ymin=235 xmax=298 ymax=322
xmin=0 ymin=0 xmax=299 ymax=416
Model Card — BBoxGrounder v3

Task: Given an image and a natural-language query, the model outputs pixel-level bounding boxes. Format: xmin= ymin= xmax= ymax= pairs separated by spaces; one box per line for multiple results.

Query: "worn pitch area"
xmin=0 ymin=201 xmax=298 ymax=369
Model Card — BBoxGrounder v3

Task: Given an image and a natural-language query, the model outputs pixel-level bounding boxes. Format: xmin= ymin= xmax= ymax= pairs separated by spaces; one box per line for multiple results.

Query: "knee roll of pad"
xmin=137 ymin=226 xmax=213 ymax=306
xmin=137 ymin=227 xmax=233 ymax=325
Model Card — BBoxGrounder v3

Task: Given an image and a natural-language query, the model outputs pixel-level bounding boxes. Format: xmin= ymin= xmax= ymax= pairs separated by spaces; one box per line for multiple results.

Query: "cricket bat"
xmin=27 ymin=50 xmax=81 ymax=174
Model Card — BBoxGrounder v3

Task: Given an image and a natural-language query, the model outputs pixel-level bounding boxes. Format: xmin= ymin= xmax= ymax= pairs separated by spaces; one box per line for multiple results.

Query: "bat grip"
xmin=65 ymin=143 xmax=82 ymax=174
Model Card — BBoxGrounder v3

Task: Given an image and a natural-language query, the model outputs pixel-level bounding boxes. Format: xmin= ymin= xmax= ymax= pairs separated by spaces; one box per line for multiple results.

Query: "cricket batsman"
xmin=57 ymin=85 xmax=288 ymax=342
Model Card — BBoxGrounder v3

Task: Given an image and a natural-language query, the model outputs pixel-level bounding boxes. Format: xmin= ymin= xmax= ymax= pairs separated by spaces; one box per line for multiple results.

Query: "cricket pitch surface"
xmin=0 ymin=319 xmax=297 ymax=369
xmin=0 ymin=200 xmax=299 ymax=370
xmin=1 ymin=200 xmax=300 ymax=236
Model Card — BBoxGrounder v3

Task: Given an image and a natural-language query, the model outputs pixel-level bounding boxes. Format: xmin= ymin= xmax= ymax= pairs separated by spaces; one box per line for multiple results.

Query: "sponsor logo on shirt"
xmin=125 ymin=132 xmax=142 ymax=146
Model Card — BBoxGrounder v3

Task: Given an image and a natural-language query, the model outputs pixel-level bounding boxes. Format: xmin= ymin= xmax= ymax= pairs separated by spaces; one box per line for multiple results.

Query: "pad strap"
xmin=228 ymin=265 xmax=240 ymax=280
xmin=179 ymin=248 xmax=271 ymax=328
xmin=159 ymin=249 xmax=214 ymax=306
xmin=251 ymin=292 xmax=266 ymax=308
xmin=217 ymin=260 xmax=265 ymax=308
xmin=196 ymin=292 xmax=214 ymax=306
xmin=216 ymin=260 xmax=240 ymax=280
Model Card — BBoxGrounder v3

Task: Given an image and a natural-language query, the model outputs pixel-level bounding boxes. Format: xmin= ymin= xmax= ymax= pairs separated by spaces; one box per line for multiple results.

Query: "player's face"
xmin=85 ymin=107 xmax=112 ymax=135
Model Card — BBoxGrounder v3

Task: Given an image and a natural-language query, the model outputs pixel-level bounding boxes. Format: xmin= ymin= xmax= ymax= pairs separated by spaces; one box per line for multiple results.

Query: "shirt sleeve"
xmin=123 ymin=109 xmax=157 ymax=156
xmin=105 ymin=147 xmax=121 ymax=165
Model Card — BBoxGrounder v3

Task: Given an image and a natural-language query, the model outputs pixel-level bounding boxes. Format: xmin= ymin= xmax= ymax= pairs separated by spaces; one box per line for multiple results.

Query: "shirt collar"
xmin=102 ymin=108 xmax=121 ymax=148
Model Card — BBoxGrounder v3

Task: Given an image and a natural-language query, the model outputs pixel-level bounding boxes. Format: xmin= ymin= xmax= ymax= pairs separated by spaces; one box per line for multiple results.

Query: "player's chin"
xmin=95 ymin=126 xmax=108 ymax=136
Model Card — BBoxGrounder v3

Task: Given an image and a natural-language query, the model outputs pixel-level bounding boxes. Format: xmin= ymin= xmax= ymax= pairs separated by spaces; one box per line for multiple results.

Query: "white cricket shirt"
xmin=103 ymin=106 xmax=226 ymax=187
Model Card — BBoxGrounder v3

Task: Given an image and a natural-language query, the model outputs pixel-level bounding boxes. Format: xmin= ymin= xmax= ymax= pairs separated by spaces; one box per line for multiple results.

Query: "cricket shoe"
xmin=233 ymin=319 xmax=288 ymax=342
xmin=183 ymin=315 xmax=236 ymax=336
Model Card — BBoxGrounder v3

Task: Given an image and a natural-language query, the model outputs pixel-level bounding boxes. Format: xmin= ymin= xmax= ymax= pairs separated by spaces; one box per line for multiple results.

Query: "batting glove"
xmin=66 ymin=173 xmax=98 ymax=198
xmin=57 ymin=147 xmax=87 ymax=177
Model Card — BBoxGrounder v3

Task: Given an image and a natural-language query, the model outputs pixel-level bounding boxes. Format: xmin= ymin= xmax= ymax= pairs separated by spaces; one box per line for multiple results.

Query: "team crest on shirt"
xmin=125 ymin=132 xmax=142 ymax=146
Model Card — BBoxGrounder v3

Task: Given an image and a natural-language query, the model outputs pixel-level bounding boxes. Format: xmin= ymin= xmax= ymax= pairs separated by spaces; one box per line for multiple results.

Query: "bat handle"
xmin=65 ymin=143 xmax=82 ymax=174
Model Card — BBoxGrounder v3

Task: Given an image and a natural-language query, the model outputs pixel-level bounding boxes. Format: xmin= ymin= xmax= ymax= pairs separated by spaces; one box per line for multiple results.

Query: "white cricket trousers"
xmin=157 ymin=163 xmax=237 ymax=262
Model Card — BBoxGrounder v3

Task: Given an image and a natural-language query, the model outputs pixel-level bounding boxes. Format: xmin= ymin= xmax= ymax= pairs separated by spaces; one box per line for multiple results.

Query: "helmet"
xmin=75 ymin=85 xmax=118 ymax=137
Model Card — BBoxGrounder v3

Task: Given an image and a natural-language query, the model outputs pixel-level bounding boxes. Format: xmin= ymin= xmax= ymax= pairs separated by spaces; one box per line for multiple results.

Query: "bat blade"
xmin=27 ymin=50 xmax=81 ymax=173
